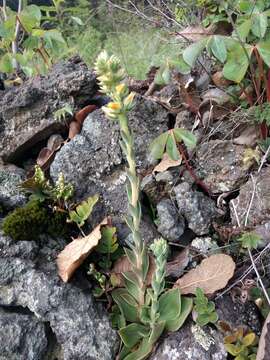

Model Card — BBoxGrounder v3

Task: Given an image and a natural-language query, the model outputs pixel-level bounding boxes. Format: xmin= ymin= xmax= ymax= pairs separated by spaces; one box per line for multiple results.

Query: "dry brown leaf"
xmin=153 ymin=153 xmax=182 ymax=173
xmin=256 ymin=312 xmax=270 ymax=360
xmin=36 ymin=147 xmax=54 ymax=169
xmin=57 ymin=218 xmax=108 ymax=282
xmin=177 ymin=25 xmax=214 ymax=42
xmin=75 ymin=105 xmax=97 ymax=125
xmin=212 ymin=71 xmax=232 ymax=88
xmin=174 ymin=254 xmax=235 ymax=295
xmin=111 ymin=255 xmax=155 ymax=287
xmin=68 ymin=121 xmax=81 ymax=139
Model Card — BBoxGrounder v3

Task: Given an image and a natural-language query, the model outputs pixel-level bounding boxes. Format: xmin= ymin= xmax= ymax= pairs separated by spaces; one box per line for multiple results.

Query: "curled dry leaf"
xmin=75 ymin=104 xmax=97 ymax=125
xmin=174 ymin=254 xmax=235 ymax=295
xmin=57 ymin=218 xmax=108 ymax=282
xmin=153 ymin=153 xmax=182 ymax=173
xmin=47 ymin=134 xmax=64 ymax=152
xmin=111 ymin=255 xmax=155 ymax=287
xmin=256 ymin=312 xmax=270 ymax=360
xmin=68 ymin=121 xmax=82 ymax=139
xmin=36 ymin=147 xmax=54 ymax=169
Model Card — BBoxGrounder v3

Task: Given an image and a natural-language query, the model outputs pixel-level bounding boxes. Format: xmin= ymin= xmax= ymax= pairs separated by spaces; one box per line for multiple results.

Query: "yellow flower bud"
xmin=108 ymin=102 xmax=121 ymax=110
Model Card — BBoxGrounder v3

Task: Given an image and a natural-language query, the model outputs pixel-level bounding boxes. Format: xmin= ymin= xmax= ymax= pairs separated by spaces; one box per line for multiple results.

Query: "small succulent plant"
xmin=95 ymin=51 xmax=193 ymax=360
xmin=193 ymin=287 xmax=218 ymax=327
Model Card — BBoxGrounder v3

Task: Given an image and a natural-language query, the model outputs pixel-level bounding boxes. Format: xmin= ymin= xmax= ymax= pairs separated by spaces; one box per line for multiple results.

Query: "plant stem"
xmin=118 ymin=112 xmax=147 ymax=306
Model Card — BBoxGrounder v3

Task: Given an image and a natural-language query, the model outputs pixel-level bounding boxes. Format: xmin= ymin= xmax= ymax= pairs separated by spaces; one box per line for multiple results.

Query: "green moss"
xmin=2 ymin=200 xmax=70 ymax=241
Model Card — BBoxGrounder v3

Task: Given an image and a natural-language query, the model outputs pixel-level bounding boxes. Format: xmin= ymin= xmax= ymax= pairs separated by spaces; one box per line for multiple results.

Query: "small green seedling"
xmin=223 ymin=325 xmax=258 ymax=360
xmin=68 ymin=194 xmax=99 ymax=228
xmin=194 ymin=287 xmax=218 ymax=327
xmin=54 ymin=104 xmax=73 ymax=122
xmin=238 ymin=232 xmax=262 ymax=250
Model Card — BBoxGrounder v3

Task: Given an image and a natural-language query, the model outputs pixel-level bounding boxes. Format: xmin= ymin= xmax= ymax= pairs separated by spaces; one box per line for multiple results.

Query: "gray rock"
xmin=196 ymin=140 xmax=250 ymax=193
xmin=50 ymin=95 xmax=169 ymax=218
xmin=175 ymin=110 xmax=193 ymax=131
xmin=0 ymin=58 xmax=97 ymax=163
xmin=215 ymin=295 xmax=261 ymax=334
xmin=0 ymin=308 xmax=48 ymax=360
xmin=0 ymin=165 xmax=26 ymax=209
xmin=157 ymin=199 xmax=185 ymax=242
xmin=174 ymin=182 xmax=220 ymax=235
xmin=230 ymin=166 xmax=270 ymax=226
xmin=141 ymin=173 xmax=173 ymax=206
xmin=0 ymin=233 xmax=118 ymax=360
xmin=191 ymin=236 xmax=219 ymax=254
xmin=150 ymin=319 xmax=227 ymax=360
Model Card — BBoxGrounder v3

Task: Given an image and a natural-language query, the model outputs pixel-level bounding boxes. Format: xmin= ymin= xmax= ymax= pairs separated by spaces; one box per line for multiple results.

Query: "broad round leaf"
xmin=257 ymin=41 xmax=270 ymax=67
xmin=251 ymin=13 xmax=268 ymax=39
xmin=149 ymin=132 xmax=168 ymax=160
xmin=159 ymin=288 xmax=181 ymax=321
xmin=211 ymin=36 xmax=227 ymax=63
xmin=183 ymin=38 xmax=208 ymax=67
xmin=173 ymin=128 xmax=196 ymax=149
xmin=166 ymin=133 xmax=180 ymax=161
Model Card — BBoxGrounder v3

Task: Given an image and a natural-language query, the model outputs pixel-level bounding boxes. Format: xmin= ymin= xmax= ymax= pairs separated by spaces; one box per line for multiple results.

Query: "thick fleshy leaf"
xmin=149 ymin=321 xmax=166 ymax=344
xmin=210 ymin=36 xmax=227 ymax=63
xmin=166 ymin=132 xmax=180 ymax=161
xmin=173 ymin=128 xmax=196 ymax=149
xmin=149 ymin=132 xmax=168 ymax=160
xmin=124 ymin=337 xmax=153 ymax=360
xmin=257 ymin=41 xmax=270 ymax=67
xmin=183 ymin=38 xmax=208 ymax=67
xmin=112 ymin=288 xmax=139 ymax=322
xmin=165 ymin=297 xmax=193 ymax=332
xmin=119 ymin=323 xmax=150 ymax=348
xmin=251 ymin=13 xmax=268 ymax=38
xmin=159 ymin=288 xmax=181 ymax=321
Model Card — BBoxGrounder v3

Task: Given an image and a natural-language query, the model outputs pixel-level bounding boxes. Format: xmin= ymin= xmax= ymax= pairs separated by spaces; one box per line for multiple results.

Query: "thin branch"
xmin=12 ymin=0 xmax=22 ymax=71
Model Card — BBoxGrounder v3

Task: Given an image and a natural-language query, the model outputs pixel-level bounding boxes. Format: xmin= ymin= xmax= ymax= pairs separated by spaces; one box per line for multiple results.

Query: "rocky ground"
xmin=0 ymin=57 xmax=269 ymax=359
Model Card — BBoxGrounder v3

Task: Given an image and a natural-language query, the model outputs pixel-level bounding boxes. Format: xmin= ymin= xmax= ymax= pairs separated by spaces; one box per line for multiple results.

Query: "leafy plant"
xmin=149 ymin=128 xmax=196 ymax=161
xmin=0 ymin=2 xmax=66 ymax=76
xmin=249 ymin=287 xmax=270 ymax=319
xmin=20 ymin=165 xmax=74 ymax=206
xmin=193 ymin=287 xmax=218 ymax=326
xmin=95 ymin=51 xmax=193 ymax=359
xmin=95 ymin=226 xmax=121 ymax=270
xmin=68 ymin=194 xmax=99 ymax=228
xmin=54 ymin=104 xmax=73 ymax=122
xmin=223 ymin=325 xmax=258 ymax=360
xmin=238 ymin=232 xmax=262 ymax=250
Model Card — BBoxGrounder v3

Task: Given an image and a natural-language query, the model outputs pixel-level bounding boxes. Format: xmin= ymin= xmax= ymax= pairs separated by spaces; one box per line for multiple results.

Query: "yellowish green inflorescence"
xmin=95 ymin=51 xmax=193 ymax=360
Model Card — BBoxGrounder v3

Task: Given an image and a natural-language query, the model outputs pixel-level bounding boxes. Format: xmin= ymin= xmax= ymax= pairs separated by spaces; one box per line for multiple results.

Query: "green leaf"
xmin=159 ymin=288 xmax=181 ymax=321
xmin=112 ymin=289 xmax=139 ymax=323
xmin=154 ymin=67 xmax=166 ymax=85
xmin=223 ymin=43 xmax=252 ymax=83
xmin=251 ymin=13 xmax=268 ymax=38
xmin=165 ymin=296 xmax=193 ymax=332
xmin=0 ymin=53 xmax=13 ymax=73
xmin=166 ymin=132 xmax=180 ymax=161
xmin=238 ymin=232 xmax=261 ymax=249
xmin=19 ymin=5 xmax=41 ymax=32
xmin=173 ymin=128 xmax=196 ymax=149
xmin=149 ymin=132 xmax=168 ymax=160
xmin=68 ymin=194 xmax=99 ymax=227
xmin=149 ymin=321 xmax=165 ymax=344
xmin=123 ymin=271 xmax=142 ymax=302
xmin=183 ymin=38 xmax=208 ymax=67
xmin=236 ymin=19 xmax=252 ymax=41
xmin=170 ymin=56 xmax=191 ymax=75
xmin=119 ymin=323 xmax=150 ymax=348
xmin=95 ymin=226 xmax=118 ymax=254
xmin=257 ymin=40 xmax=270 ymax=67
xmin=71 ymin=16 xmax=83 ymax=25
xmin=124 ymin=337 xmax=153 ymax=360
xmin=210 ymin=36 xmax=227 ymax=63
